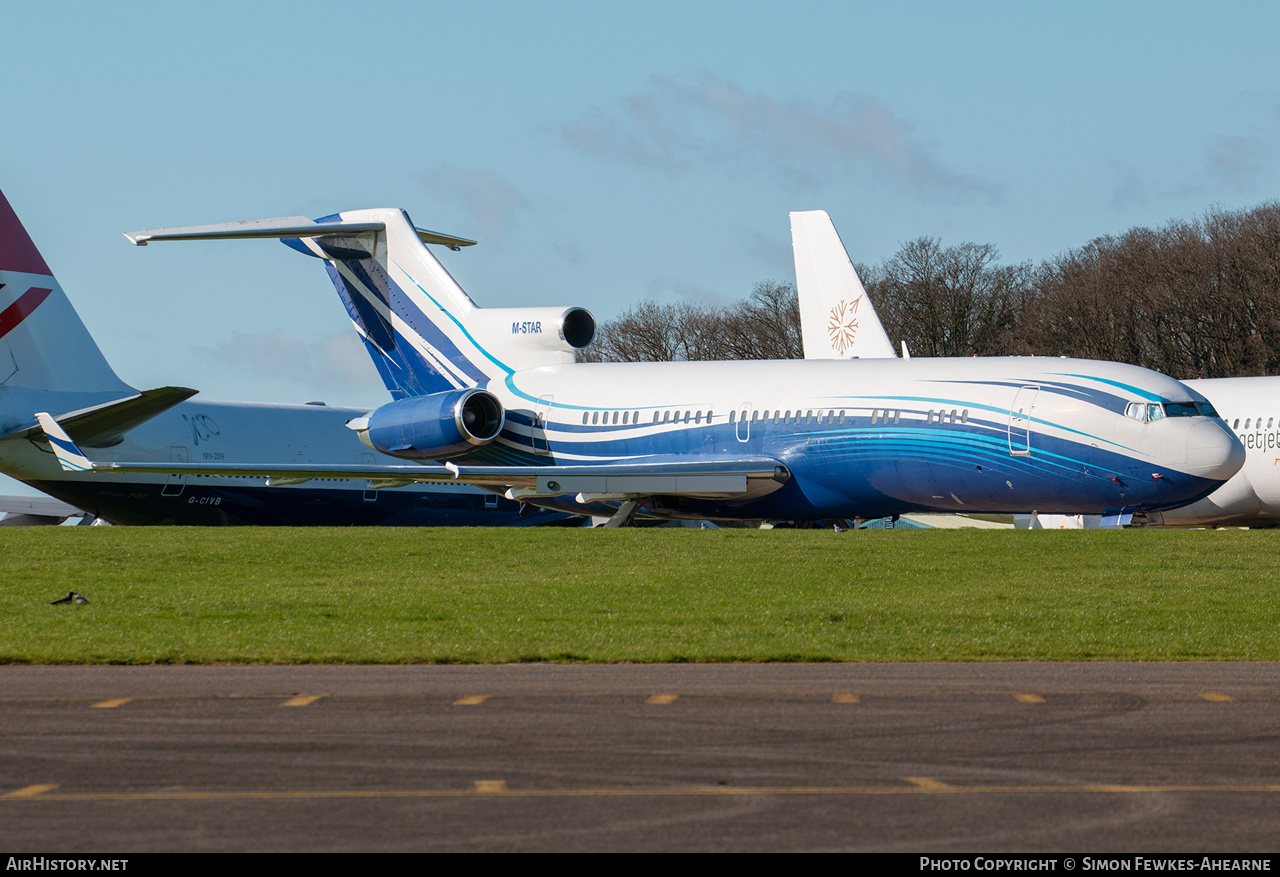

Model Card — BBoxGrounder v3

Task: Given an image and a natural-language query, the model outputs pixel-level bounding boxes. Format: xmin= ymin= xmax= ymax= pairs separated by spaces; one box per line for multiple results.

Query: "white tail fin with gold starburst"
xmin=790 ymin=210 xmax=896 ymax=360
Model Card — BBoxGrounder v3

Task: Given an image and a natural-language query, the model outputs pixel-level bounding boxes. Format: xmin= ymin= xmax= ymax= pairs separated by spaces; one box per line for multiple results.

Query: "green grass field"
xmin=1 ymin=527 xmax=1277 ymax=663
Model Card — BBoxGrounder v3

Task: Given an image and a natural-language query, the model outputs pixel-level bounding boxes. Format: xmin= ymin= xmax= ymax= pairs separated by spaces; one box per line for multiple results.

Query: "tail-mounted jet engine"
xmin=348 ymin=388 xmax=504 ymax=460
xmin=470 ymin=305 xmax=596 ymax=370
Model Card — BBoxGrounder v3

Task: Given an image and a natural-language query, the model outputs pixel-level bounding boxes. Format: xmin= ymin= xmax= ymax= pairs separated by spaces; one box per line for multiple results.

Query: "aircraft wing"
xmin=36 ymin=414 xmax=790 ymax=501
xmin=2 ymin=387 xmax=198 ymax=447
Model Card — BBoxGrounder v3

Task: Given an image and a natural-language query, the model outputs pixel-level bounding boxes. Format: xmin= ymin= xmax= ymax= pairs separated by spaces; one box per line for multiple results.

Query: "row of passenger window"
xmin=733 ymin=409 xmax=849 ymax=425
xmin=582 ymin=410 xmax=711 ymax=425
xmin=730 ymin=408 xmax=921 ymax=425
xmin=1236 ymin=416 xmax=1274 ymax=430
xmin=579 ymin=407 xmax=975 ymax=427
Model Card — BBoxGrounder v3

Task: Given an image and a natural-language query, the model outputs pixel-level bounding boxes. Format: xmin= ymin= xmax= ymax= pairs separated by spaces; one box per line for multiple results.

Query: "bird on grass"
xmin=50 ymin=592 xmax=89 ymax=605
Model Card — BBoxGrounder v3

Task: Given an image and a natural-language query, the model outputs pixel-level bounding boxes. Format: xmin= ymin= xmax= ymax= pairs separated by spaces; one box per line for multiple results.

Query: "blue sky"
xmin=3 ymin=1 xmax=1279 ymax=493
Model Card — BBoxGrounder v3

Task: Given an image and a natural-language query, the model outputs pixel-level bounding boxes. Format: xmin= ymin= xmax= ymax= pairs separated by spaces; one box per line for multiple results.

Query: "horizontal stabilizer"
xmin=3 ymin=386 xmax=198 ymax=447
xmin=125 ymin=217 xmax=477 ymax=251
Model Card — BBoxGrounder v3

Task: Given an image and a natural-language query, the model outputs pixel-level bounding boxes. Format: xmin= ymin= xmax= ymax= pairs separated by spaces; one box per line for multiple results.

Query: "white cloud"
xmin=644 ymin=274 xmax=729 ymax=306
xmin=1108 ymin=160 xmax=1151 ymax=210
xmin=738 ymin=227 xmax=796 ymax=278
xmin=1205 ymin=134 xmax=1269 ymax=193
xmin=1111 ymin=115 xmax=1278 ymax=209
xmin=557 ymin=71 xmax=1001 ymax=201
xmin=195 ymin=329 xmax=386 ymax=398
xmin=420 ymin=165 xmax=532 ymax=244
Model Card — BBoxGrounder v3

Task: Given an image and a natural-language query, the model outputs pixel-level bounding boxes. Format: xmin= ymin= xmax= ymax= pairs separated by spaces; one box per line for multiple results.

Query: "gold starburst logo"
xmin=827 ymin=297 xmax=861 ymax=355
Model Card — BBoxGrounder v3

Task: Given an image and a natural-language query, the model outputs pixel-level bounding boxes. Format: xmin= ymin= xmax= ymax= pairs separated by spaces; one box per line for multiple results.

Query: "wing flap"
xmin=34 ymin=418 xmax=791 ymax=499
xmin=533 ymin=473 xmax=748 ymax=499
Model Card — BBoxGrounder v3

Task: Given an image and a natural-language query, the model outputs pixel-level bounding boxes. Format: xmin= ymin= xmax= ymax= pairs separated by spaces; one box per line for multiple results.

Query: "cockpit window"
xmin=1127 ymin=400 xmax=1212 ymax=421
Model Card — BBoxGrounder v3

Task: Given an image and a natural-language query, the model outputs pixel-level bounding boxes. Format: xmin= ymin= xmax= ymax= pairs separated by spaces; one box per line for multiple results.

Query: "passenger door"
xmin=1008 ymin=385 xmax=1039 ymax=456
xmin=161 ymin=446 xmax=187 ymax=497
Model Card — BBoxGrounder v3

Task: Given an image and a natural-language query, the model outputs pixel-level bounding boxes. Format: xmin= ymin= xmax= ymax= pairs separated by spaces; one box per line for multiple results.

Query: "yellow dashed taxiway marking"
xmin=281 ymin=696 xmax=323 ymax=707
xmin=832 ymin=693 xmax=860 ymax=703
xmin=646 ymin=694 xmax=679 ymax=704
xmin=6 ymin=782 xmax=1280 ymax=802
xmin=453 ymin=695 xmax=491 ymax=705
xmin=4 ymin=785 xmax=58 ymax=799
xmin=0 ymin=688 xmax=1272 ymax=708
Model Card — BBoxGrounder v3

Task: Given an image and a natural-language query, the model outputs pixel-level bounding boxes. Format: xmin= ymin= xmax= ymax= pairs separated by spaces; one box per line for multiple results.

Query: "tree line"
xmin=579 ymin=201 xmax=1280 ymax=379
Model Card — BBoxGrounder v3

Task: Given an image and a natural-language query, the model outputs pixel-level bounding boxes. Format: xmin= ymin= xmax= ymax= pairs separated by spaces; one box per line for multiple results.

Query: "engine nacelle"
xmin=349 ymin=388 xmax=504 ymax=460
xmin=470 ymin=306 xmax=596 ymax=370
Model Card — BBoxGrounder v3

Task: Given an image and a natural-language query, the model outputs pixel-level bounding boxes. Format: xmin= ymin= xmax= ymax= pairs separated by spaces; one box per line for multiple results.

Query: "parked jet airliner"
xmin=790 ymin=208 xmax=1280 ymax=528
xmin=0 ymin=188 xmax=568 ymax=526
xmin=39 ymin=204 xmax=1246 ymax=525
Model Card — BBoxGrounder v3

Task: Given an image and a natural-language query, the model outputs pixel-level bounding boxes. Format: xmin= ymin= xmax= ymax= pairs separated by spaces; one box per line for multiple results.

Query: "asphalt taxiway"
xmin=2 ymin=663 xmax=1278 ymax=852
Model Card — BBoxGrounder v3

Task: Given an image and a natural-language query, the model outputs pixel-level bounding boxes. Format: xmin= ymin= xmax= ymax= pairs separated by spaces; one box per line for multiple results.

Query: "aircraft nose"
xmin=1185 ymin=420 xmax=1245 ymax=482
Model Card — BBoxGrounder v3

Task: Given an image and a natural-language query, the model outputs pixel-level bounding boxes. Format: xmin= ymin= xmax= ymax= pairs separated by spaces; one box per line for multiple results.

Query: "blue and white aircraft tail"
xmin=288 ymin=209 xmax=596 ymax=395
xmin=129 ymin=209 xmax=597 ymax=465
xmin=130 ymin=209 xmax=595 ymax=399
xmin=109 ymin=205 xmax=1248 ymax=526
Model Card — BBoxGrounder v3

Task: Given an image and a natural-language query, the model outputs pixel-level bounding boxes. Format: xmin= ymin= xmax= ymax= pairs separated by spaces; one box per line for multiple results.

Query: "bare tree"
xmin=583 ymin=201 xmax=1280 ymax=377
xmin=870 ymin=238 xmax=1031 ymax=357
xmin=579 ymin=281 xmax=802 ymax=362
xmin=1019 ymin=202 xmax=1280 ymax=378
xmin=719 ymin=281 xmax=804 ymax=360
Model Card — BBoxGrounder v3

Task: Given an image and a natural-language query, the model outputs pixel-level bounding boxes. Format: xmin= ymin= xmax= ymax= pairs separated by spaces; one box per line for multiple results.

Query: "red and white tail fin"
xmin=0 ymin=190 xmax=131 ymax=394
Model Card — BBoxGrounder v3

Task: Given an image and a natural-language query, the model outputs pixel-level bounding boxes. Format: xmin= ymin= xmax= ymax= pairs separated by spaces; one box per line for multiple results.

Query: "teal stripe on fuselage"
xmin=392 ymin=256 xmax=517 ymax=379
xmin=1055 ymin=372 xmax=1165 ymax=402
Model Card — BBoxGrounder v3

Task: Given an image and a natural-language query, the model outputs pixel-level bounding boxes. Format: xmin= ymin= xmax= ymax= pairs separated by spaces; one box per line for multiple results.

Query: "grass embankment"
xmin=0 ymin=527 xmax=1276 ymax=663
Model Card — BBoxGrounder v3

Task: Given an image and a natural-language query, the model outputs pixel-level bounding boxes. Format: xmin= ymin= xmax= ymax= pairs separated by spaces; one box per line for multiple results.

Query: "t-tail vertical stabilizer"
xmin=126 ymin=208 xmax=597 ymax=399
xmin=791 ymin=209 xmax=896 ymax=360
xmin=288 ymin=208 xmax=488 ymax=399
xmin=0 ymin=190 xmax=133 ymax=397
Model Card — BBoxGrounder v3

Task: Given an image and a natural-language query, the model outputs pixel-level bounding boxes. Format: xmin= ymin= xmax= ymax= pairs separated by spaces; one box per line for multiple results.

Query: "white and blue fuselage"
xmin=465 ymin=356 xmax=1241 ymax=521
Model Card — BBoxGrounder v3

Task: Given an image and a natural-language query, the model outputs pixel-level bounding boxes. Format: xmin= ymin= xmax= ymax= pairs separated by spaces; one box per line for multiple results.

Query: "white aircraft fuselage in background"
xmin=1153 ymin=376 xmax=1280 ymax=527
